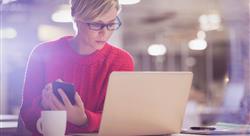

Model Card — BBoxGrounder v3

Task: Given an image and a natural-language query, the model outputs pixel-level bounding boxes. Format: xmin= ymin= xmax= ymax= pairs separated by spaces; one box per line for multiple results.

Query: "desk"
xmin=0 ymin=114 xmax=18 ymax=136
xmin=0 ymin=121 xmax=18 ymax=134
xmin=173 ymin=134 xmax=250 ymax=136
xmin=68 ymin=133 xmax=250 ymax=136
xmin=0 ymin=114 xmax=247 ymax=136
xmin=0 ymin=115 xmax=18 ymax=121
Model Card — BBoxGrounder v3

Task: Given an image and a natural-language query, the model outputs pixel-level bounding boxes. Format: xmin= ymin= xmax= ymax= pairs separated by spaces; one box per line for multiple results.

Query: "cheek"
xmin=97 ymin=31 xmax=114 ymax=40
xmin=78 ymin=24 xmax=95 ymax=40
xmin=106 ymin=32 xmax=113 ymax=39
xmin=81 ymin=29 xmax=97 ymax=42
xmin=88 ymin=32 xmax=99 ymax=41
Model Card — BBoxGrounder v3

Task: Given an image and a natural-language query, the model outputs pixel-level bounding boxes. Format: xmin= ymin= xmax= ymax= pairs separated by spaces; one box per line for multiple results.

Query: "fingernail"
xmin=58 ymin=89 xmax=64 ymax=93
xmin=56 ymin=78 xmax=63 ymax=82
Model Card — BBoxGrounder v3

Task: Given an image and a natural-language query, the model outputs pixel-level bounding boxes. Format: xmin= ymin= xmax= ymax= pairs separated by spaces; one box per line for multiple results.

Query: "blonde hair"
xmin=70 ymin=0 xmax=120 ymax=21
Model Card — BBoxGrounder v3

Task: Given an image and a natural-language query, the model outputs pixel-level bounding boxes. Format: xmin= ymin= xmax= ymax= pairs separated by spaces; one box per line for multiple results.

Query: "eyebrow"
xmin=94 ymin=18 xmax=117 ymax=23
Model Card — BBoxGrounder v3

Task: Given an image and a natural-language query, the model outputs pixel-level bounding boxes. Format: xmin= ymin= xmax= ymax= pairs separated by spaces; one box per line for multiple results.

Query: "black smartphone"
xmin=190 ymin=126 xmax=216 ymax=131
xmin=52 ymin=81 xmax=76 ymax=105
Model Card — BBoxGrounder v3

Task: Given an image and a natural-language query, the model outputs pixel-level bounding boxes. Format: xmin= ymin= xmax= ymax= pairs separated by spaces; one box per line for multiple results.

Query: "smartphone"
xmin=52 ymin=81 xmax=76 ymax=105
xmin=190 ymin=126 xmax=216 ymax=131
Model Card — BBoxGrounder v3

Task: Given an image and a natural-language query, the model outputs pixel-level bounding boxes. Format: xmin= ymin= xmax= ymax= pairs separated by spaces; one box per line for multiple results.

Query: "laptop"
xmin=71 ymin=72 xmax=193 ymax=136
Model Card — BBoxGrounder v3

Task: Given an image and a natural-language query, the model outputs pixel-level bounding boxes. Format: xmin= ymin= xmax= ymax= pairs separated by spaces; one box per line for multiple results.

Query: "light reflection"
xmin=147 ymin=44 xmax=167 ymax=56
xmin=51 ymin=4 xmax=72 ymax=23
xmin=119 ymin=0 xmax=141 ymax=5
xmin=0 ymin=28 xmax=17 ymax=39
xmin=224 ymin=75 xmax=230 ymax=84
xmin=38 ymin=25 xmax=73 ymax=41
xmin=188 ymin=39 xmax=207 ymax=50
xmin=199 ymin=13 xmax=221 ymax=31
xmin=197 ymin=30 xmax=206 ymax=39
xmin=2 ymin=0 xmax=16 ymax=4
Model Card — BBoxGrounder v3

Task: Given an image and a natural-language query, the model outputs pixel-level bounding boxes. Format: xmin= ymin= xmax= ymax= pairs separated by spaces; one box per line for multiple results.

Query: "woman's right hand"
xmin=40 ymin=80 xmax=88 ymax=126
xmin=41 ymin=83 xmax=53 ymax=110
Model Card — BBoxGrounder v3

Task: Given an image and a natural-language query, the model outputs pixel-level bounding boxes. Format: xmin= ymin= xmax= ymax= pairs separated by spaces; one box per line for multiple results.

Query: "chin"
xmin=94 ymin=42 xmax=105 ymax=50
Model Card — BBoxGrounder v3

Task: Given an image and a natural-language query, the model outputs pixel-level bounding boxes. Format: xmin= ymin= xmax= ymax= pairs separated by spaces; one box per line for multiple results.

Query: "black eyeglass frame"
xmin=82 ymin=16 xmax=122 ymax=31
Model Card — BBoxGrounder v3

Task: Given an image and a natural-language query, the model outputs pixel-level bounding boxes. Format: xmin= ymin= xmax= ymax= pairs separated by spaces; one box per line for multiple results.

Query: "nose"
xmin=98 ymin=27 xmax=109 ymax=37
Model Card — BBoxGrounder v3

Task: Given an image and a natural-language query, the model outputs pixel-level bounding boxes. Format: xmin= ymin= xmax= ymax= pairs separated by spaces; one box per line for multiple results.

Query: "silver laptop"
xmin=71 ymin=72 xmax=193 ymax=136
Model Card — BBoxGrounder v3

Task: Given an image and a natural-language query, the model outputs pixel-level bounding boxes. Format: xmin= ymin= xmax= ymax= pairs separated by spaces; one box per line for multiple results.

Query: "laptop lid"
xmin=99 ymin=72 xmax=193 ymax=136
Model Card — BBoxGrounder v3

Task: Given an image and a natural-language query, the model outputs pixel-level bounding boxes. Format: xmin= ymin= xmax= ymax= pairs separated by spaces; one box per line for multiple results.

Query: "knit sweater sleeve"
xmin=114 ymin=48 xmax=135 ymax=71
xmin=66 ymin=48 xmax=134 ymax=133
xmin=66 ymin=109 xmax=102 ymax=133
xmin=20 ymin=45 xmax=46 ymax=135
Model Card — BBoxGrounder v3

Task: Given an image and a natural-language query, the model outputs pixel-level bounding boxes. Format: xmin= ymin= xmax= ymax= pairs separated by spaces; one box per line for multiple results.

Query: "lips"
xmin=96 ymin=41 xmax=105 ymax=44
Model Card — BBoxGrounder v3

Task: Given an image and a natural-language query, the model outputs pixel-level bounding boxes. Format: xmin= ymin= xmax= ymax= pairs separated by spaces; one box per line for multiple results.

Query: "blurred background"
xmin=0 ymin=0 xmax=249 ymax=128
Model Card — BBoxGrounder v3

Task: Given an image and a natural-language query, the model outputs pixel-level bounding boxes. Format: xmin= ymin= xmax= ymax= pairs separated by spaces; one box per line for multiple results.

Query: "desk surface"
xmin=0 ymin=114 xmax=18 ymax=136
xmin=0 ymin=121 xmax=18 ymax=136
xmin=0 ymin=114 xmax=18 ymax=121
xmin=174 ymin=134 xmax=250 ymax=136
xmin=0 ymin=114 xmax=248 ymax=136
xmin=68 ymin=133 xmax=250 ymax=136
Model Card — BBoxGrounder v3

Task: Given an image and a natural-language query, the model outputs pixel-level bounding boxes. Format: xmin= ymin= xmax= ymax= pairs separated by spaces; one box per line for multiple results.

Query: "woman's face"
xmin=75 ymin=6 xmax=118 ymax=50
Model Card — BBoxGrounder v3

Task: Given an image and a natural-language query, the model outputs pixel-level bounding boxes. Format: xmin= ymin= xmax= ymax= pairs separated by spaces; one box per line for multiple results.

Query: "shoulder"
xmin=107 ymin=43 xmax=133 ymax=62
xmin=33 ymin=36 xmax=69 ymax=53
xmin=30 ymin=36 xmax=70 ymax=58
xmin=106 ymin=43 xmax=134 ymax=71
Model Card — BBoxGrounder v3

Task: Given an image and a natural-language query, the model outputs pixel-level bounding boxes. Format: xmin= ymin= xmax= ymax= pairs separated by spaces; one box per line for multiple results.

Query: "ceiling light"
xmin=147 ymin=44 xmax=167 ymax=56
xmin=38 ymin=25 xmax=74 ymax=41
xmin=119 ymin=0 xmax=141 ymax=5
xmin=2 ymin=0 xmax=16 ymax=4
xmin=224 ymin=75 xmax=229 ymax=84
xmin=51 ymin=5 xmax=72 ymax=23
xmin=0 ymin=27 xmax=17 ymax=39
xmin=197 ymin=30 xmax=206 ymax=39
xmin=199 ymin=13 xmax=221 ymax=31
xmin=188 ymin=39 xmax=207 ymax=50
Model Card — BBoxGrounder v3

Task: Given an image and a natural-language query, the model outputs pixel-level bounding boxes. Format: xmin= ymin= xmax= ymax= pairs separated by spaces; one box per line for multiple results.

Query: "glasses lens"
xmin=87 ymin=17 xmax=121 ymax=31
xmin=107 ymin=23 xmax=121 ymax=30
xmin=88 ymin=23 xmax=104 ymax=30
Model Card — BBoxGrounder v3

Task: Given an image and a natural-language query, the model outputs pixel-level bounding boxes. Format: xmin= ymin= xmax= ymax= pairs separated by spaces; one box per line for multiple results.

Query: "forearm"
xmin=20 ymin=96 xmax=43 ymax=134
xmin=66 ymin=109 xmax=102 ymax=133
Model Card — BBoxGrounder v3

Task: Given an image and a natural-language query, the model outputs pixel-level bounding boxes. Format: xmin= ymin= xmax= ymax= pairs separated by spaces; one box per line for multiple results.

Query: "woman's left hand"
xmin=50 ymin=89 xmax=88 ymax=126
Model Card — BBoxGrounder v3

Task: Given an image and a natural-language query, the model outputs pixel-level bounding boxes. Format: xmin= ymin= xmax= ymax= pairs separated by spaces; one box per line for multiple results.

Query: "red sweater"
xmin=20 ymin=36 xmax=134 ymax=135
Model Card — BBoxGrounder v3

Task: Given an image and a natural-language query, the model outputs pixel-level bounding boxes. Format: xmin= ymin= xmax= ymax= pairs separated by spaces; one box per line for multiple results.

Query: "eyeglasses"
xmin=82 ymin=17 xmax=122 ymax=31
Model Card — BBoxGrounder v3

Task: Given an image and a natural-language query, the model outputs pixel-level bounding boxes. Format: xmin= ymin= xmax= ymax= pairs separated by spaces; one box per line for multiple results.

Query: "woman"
xmin=20 ymin=0 xmax=134 ymax=135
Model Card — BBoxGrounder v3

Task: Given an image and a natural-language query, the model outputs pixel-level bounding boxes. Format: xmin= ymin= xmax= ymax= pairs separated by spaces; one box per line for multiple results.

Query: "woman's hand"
xmin=55 ymin=89 xmax=88 ymax=126
xmin=41 ymin=83 xmax=53 ymax=110
xmin=40 ymin=80 xmax=87 ymax=126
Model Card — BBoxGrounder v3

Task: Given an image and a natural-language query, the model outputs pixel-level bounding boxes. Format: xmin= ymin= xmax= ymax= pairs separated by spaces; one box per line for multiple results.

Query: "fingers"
xmin=45 ymin=91 xmax=62 ymax=110
xmin=47 ymin=98 xmax=58 ymax=110
xmin=50 ymin=92 xmax=65 ymax=110
xmin=58 ymin=89 xmax=72 ymax=107
xmin=42 ymin=82 xmax=66 ymax=110
xmin=41 ymin=88 xmax=50 ymax=109
xmin=41 ymin=83 xmax=53 ymax=109
xmin=75 ymin=92 xmax=84 ymax=107
xmin=56 ymin=78 xmax=64 ymax=82
xmin=45 ymin=90 xmax=58 ymax=110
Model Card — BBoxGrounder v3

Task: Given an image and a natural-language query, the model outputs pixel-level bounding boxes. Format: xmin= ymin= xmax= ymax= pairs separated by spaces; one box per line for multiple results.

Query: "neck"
xmin=70 ymin=36 xmax=97 ymax=55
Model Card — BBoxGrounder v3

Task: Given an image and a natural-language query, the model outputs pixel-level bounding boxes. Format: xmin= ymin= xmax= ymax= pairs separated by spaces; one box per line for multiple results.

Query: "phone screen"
xmin=52 ymin=81 xmax=76 ymax=105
